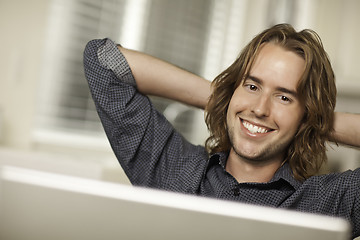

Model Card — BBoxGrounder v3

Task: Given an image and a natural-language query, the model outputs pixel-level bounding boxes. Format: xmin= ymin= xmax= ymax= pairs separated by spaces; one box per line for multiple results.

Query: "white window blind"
xmin=36 ymin=0 xmax=126 ymax=136
xmin=141 ymin=0 xmax=212 ymax=142
xmin=35 ymin=0 xmax=213 ymax=146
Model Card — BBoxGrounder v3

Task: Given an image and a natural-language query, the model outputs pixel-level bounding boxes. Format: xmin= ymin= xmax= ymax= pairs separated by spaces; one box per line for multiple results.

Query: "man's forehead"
xmin=247 ymin=43 xmax=305 ymax=89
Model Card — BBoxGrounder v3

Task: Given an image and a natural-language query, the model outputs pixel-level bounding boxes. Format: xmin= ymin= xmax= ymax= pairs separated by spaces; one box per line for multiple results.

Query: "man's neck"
xmin=225 ymin=149 xmax=283 ymax=183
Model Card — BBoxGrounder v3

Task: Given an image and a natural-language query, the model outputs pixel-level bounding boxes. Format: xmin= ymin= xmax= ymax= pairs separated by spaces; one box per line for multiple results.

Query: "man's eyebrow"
xmin=247 ymin=75 xmax=298 ymax=97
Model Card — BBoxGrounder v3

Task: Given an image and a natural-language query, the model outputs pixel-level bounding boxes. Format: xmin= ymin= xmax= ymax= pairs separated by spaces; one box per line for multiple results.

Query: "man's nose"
xmin=251 ymin=94 xmax=271 ymax=117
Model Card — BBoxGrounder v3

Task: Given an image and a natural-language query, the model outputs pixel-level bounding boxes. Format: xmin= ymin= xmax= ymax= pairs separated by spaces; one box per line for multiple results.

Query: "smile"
xmin=241 ymin=120 xmax=272 ymax=134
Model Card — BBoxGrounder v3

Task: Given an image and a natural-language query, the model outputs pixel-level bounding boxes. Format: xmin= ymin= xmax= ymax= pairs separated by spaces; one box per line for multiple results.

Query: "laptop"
xmin=0 ymin=165 xmax=351 ymax=240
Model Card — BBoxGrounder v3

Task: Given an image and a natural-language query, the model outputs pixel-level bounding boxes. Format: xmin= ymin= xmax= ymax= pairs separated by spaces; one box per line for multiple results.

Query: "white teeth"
xmin=243 ymin=121 xmax=269 ymax=134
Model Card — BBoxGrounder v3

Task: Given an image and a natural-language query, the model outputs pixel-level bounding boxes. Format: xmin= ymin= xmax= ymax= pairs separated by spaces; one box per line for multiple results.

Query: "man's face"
xmin=226 ymin=43 xmax=305 ymax=165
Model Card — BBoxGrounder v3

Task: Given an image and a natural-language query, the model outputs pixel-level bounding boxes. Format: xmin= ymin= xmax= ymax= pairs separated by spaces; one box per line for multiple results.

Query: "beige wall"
xmin=314 ymin=0 xmax=360 ymax=89
xmin=0 ymin=0 xmax=49 ymax=149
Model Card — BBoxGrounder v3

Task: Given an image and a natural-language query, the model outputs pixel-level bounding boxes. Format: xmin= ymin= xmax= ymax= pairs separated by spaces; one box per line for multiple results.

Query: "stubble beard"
xmin=227 ymin=125 xmax=289 ymax=165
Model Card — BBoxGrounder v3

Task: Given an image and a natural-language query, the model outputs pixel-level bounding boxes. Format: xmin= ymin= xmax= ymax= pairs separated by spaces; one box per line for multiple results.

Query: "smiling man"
xmin=84 ymin=24 xmax=360 ymax=238
xmin=224 ymin=43 xmax=306 ymax=183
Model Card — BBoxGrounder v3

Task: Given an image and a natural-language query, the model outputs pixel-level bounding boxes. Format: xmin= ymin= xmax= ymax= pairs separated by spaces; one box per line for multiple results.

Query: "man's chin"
xmin=232 ymin=147 xmax=267 ymax=162
xmin=231 ymin=145 xmax=283 ymax=165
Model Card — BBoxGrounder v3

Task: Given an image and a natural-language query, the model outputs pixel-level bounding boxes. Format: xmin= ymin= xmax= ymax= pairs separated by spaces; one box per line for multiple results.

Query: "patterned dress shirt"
xmin=84 ymin=38 xmax=360 ymax=238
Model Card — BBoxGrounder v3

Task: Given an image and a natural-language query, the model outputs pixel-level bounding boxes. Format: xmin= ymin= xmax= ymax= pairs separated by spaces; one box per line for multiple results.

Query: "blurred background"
xmin=0 ymin=0 xmax=359 ymax=184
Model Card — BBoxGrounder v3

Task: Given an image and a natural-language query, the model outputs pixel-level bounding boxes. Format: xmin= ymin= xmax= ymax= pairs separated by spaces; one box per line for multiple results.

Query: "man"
xmin=84 ymin=24 xmax=360 ymax=238
xmin=205 ymin=24 xmax=337 ymax=182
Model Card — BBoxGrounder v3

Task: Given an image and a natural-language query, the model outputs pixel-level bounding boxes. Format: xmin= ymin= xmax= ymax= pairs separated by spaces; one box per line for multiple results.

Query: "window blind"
xmin=36 ymin=0 xmax=125 ymax=134
xmin=35 ymin=0 xmax=212 ymax=145
xmin=141 ymin=0 xmax=212 ymax=142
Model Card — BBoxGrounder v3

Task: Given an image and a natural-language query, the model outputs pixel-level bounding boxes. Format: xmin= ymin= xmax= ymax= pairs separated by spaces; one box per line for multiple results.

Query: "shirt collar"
xmin=207 ymin=152 xmax=302 ymax=190
xmin=271 ymin=162 xmax=302 ymax=190
xmin=206 ymin=152 xmax=227 ymax=172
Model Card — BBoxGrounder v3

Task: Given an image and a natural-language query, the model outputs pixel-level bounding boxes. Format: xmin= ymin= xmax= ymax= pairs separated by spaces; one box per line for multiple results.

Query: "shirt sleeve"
xmin=83 ymin=38 xmax=208 ymax=193
xmin=348 ymin=169 xmax=360 ymax=238
xmin=318 ymin=169 xmax=360 ymax=239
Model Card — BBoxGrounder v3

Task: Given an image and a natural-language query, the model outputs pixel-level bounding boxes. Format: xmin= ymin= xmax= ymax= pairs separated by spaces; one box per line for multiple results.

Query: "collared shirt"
xmin=84 ymin=38 xmax=360 ymax=238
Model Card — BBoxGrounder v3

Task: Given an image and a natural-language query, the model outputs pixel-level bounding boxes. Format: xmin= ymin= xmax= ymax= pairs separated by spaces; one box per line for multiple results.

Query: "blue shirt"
xmin=84 ymin=38 xmax=360 ymax=238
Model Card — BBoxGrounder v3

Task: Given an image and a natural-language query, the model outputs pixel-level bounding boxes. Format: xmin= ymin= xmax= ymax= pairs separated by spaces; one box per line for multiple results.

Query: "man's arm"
xmin=331 ymin=112 xmax=360 ymax=148
xmin=118 ymin=46 xmax=211 ymax=109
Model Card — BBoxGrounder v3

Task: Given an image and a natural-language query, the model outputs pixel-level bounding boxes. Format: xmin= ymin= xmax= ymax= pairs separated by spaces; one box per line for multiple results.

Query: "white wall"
xmin=0 ymin=0 xmax=129 ymax=184
xmin=312 ymin=0 xmax=360 ymax=171
xmin=0 ymin=0 xmax=49 ymax=149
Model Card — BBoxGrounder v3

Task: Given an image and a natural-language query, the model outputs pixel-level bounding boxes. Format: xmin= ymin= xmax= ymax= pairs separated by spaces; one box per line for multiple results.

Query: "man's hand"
xmin=331 ymin=112 xmax=360 ymax=148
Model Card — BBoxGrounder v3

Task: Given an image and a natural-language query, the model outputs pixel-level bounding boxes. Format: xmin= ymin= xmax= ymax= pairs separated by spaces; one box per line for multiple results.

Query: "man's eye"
xmin=248 ymin=85 xmax=257 ymax=91
xmin=280 ymin=96 xmax=290 ymax=102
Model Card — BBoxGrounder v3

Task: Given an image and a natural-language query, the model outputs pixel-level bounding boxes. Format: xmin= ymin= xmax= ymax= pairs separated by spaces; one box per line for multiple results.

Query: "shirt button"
xmin=232 ymin=187 xmax=240 ymax=196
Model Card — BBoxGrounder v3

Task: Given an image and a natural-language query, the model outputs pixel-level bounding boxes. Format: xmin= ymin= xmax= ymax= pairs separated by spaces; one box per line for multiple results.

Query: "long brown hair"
xmin=205 ymin=24 xmax=336 ymax=181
